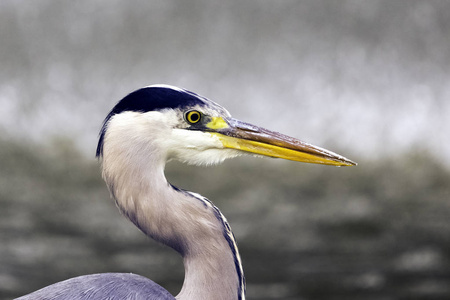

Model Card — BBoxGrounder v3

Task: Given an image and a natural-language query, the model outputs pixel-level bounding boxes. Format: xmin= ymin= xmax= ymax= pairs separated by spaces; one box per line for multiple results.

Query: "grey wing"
xmin=15 ymin=273 xmax=176 ymax=300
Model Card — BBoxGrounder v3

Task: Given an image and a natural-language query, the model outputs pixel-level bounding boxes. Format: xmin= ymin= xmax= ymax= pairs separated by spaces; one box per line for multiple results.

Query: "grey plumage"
xmin=16 ymin=273 xmax=175 ymax=300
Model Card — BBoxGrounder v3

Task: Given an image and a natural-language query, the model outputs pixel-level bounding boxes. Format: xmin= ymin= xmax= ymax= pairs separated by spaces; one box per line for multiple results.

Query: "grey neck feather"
xmin=101 ymin=128 xmax=245 ymax=300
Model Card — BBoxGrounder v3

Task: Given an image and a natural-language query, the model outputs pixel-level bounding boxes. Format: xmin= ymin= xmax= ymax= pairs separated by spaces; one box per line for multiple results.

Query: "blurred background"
xmin=1 ymin=1 xmax=449 ymax=299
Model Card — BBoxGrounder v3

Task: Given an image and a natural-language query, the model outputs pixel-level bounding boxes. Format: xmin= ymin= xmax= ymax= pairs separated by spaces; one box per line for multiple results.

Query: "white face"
xmin=167 ymin=128 xmax=242 ymax=165
xmin=103 ymin=108 xmax=242 ymax=168
xmin=161 ymin=106 xmax=240 ymax=165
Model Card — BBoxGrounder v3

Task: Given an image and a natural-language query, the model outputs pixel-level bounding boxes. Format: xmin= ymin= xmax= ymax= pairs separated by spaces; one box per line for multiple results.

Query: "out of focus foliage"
xmin=1 ymin=138 xmax=449 ymax=300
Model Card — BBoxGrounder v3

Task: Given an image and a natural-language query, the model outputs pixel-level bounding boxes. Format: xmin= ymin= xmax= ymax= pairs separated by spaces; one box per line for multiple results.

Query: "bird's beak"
xmin=207 ymin=117 xmax=356 ymax=167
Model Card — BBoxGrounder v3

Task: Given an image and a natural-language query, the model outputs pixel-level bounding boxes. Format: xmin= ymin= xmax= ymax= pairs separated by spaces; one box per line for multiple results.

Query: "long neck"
xmin=101 ymin=138 xmax=245 ymax=300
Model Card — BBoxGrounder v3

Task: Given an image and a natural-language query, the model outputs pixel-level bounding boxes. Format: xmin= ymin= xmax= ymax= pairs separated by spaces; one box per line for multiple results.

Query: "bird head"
xmin=96 ymin=84 xmax=356 ymax=167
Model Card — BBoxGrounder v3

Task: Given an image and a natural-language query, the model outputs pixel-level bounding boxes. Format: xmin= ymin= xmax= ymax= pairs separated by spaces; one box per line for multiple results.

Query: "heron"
xmin=17 ymin=84 xmax=356 ymax=300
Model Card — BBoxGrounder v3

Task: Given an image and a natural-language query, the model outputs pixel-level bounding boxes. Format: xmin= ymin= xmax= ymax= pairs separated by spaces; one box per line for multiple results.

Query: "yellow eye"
xmin=185 ymin=110 xmax=202 ymax=124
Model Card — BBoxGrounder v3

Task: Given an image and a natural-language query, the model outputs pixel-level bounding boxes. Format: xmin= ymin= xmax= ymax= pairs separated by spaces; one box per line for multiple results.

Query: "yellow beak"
xmin=209 ymin=117 xmax=356 ymax=167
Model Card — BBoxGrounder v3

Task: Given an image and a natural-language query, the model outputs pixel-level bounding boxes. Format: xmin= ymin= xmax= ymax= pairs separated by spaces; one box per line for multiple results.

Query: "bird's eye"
xmin=185 ymin=110 xmax=202 ymax=124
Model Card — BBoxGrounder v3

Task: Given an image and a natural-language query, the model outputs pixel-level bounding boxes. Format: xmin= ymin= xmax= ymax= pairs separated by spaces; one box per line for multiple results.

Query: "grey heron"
xmin=17 ymin=84 xmax=356 ymax=300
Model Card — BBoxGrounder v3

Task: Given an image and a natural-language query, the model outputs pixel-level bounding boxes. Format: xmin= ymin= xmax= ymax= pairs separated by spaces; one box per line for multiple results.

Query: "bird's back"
xmin=16 ymin=273 xmax=175 ymax=300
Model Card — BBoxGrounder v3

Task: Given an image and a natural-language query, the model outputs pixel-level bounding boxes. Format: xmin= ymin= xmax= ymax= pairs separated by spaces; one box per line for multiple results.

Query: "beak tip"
xmin=343 ymin=159 xmax=357 ymax=167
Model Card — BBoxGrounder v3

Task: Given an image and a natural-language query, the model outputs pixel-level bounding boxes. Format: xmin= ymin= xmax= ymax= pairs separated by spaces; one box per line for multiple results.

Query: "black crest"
xmin=96 ymin=86 xmax=207 ymax=157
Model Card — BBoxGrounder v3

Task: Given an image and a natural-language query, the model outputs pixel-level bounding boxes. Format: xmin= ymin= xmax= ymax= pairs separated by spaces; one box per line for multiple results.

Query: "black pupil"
xmin=190 ymin=112 xmax=200 ymax=122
